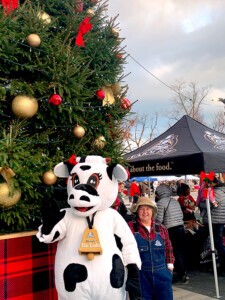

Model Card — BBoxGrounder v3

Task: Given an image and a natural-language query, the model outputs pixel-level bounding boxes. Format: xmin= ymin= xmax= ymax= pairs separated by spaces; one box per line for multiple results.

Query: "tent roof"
xmin=124 ymin=115 xmax=225 ymax=176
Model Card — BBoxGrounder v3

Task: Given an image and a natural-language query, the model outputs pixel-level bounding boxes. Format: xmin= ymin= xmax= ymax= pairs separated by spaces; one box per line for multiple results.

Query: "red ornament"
xmin=121 ymin=98 xmax=131 ymax=110
xmin=96 ymin=89 xmax=105 ymax=100
xmin=116 ymin=53 xmax=122 ymax=59
xmin=48 ymin=94 xmax=62 ymax=106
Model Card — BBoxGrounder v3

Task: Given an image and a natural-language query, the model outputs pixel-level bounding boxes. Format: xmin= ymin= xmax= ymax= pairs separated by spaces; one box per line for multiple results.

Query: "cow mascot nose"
xmin=36 ymin=155 xmax=142 ymax=300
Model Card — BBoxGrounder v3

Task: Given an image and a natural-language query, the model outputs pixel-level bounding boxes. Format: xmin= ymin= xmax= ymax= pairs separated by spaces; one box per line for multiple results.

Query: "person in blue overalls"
xmin=128 ymin=197 xmax=175 ymax=300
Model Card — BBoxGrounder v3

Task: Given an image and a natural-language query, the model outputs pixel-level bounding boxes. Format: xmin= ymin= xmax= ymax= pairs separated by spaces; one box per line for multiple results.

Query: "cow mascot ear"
xmin=54 ymin=154 xmax=77 ymax=178
xmin=54 ymin=162 xmax=70 ymax=178
xmin=107 ymin=163 xmax=128 ymax=182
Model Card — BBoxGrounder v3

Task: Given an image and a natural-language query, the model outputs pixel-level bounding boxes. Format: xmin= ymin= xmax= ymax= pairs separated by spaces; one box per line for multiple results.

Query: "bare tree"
xmin=211 ymin=109 xmax=225 ymax=133
xmin=122 ymin=112 xmax=159 ymax=152
xmin=167 ymin=79 xmax=209 ymax=123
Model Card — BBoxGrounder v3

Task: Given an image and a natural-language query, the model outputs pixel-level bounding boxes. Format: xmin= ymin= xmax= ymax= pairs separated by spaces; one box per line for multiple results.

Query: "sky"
xmin=108 ymin=0 xmax=225 ymax=136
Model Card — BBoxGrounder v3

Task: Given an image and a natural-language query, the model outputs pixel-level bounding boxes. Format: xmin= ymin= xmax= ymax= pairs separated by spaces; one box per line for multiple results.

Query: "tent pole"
xmin=206 ymin=188 xmax=220 ymax=298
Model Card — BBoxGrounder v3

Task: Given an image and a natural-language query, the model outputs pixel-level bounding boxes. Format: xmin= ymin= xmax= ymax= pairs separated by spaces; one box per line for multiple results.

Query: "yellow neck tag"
xmin=79 ymin=227 xmax=103 ymax=259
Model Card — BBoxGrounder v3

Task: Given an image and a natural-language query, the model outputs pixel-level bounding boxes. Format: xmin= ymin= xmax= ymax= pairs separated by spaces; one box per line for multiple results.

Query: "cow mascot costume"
xmin=37 ymin=155 xmax=142 ymax=300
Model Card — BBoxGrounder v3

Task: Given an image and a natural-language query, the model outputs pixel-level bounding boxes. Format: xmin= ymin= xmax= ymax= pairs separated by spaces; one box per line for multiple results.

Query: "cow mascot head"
xmin=54 ymin=155 xmax=127 ymax=217
xmin=37 ymin=155 xmax=141 ymax=300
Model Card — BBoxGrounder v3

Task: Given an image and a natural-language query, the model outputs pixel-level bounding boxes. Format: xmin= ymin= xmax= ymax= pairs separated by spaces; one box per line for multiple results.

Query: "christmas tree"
xmin=0 ymin=0 xmax=132 ymax=233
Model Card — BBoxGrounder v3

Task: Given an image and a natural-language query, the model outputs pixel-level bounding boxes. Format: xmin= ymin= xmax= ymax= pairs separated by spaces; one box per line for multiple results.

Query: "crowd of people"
xmin=111 ymin=174 xmax=225 ymax=299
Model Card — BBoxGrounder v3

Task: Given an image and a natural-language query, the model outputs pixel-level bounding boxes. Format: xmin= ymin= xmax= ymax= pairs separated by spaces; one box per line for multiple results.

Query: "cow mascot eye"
xmin=71 ymin=173 xmax=80 ymax=187
xmin=87 ymin=173 xmax=100 ymax=189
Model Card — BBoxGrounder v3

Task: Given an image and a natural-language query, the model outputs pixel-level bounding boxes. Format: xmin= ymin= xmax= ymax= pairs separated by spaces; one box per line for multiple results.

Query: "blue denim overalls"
xmin=134 ymin=222 xmax=173 ymax=300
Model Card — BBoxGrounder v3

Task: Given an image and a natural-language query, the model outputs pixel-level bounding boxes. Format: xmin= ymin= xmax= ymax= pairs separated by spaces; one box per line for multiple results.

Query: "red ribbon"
xmin=75 ymin=17 xmax=93 ymax=47
xmin=200 ymin=171 xmax=215 ymax=183
xmin=67 ymin=154 xmax=77 ymax=166
xmin=200 ymin=171 xmax=215 ymax=200
xmin=1 ymin=0 xmax=18 ymax=14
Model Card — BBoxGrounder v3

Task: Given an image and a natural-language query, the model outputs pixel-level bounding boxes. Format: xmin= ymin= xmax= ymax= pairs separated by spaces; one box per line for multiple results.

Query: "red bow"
xmin=200 ymin=171 xmax=215 ymax=183
xmin=200 ymin=171 xmax=215 ymax=199
xmin=67 ymin=154 xmax=77 ymax=165
xmin=75 ymin=17 xmax=93 ymax=47
xmin=1 ymin=0 xmax=18 ymax=14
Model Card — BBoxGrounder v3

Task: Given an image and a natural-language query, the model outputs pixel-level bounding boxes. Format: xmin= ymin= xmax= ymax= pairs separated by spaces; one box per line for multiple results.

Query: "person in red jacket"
xmin=130 ymin=179 xmax=140 ymax=204
xmin=177 ymin=183 xmax=196 ymax=221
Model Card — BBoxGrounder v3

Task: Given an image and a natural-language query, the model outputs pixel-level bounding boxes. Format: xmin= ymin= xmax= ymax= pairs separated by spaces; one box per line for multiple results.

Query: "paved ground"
xmin=173 ymin=270 xmax=225 ymax=299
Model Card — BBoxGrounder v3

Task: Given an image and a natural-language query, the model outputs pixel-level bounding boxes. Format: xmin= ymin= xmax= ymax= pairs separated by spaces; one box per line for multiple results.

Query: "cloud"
xmin=108 ymin=0 xmax=225 ymax=133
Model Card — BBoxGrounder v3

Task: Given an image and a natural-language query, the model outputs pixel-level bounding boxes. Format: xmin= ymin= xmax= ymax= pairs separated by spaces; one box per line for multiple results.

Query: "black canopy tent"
xmin=124 ymin=115 xmax=225 ymax=177
xmin=125 ymin=115 xmax=225 ymax=298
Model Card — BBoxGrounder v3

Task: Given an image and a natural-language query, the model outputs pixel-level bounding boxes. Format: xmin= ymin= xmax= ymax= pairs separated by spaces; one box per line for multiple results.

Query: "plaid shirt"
xmin=128 ymin=218 xmax=175 ymax=264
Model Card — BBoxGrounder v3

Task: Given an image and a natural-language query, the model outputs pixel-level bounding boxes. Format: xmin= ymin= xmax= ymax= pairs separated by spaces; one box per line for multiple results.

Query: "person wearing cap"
xmin=128 ymin=197 xmax=174 ymax=300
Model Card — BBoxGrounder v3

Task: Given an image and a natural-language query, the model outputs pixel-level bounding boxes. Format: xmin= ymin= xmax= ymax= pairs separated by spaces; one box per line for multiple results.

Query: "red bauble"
xmin=121 ymin=97 xmax=131 ymax=110
xmin=96 ymin=89 xmax=105 ymax=100
xmin=48 ymin=94 xmax=63 ymax=106
xmin=116 ymin=53 xmax=122 ymax=59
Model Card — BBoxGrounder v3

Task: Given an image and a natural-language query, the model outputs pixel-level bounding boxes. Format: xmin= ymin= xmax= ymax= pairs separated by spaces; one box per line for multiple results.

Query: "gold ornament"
xmin=112 ymin=28 xmax=120 ymax=38
xmin=37 ymin=11 xmax=51 ymax=25
xmin=43 ymin=171 xmax=57 ymax=185
xmin=0 ymin=167 xmax=21 ymax=208
xmin=102 ymin=85 xmax=115 ymax=106
xmin=93 ymin=135 xmax=106 ymax=149
xmin=111 ymin=82 xmax=121 ymax=96
xmin=86 ymin=8 xmax=95 ymax=17
xmin=73 ymin=125 xmax=85 ymax=139
xmin=12 ymin=95 xmax=38 ymax=119
xmin=27 ymin=34 xmax=41 ymax=47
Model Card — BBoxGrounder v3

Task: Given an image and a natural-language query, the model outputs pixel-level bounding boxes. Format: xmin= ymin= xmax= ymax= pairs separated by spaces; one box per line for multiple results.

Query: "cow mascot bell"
xmin=37 ymin=155 xmax=141 ymax=300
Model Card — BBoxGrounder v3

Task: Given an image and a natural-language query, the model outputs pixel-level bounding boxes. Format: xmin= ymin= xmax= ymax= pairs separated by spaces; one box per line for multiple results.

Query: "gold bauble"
xmin=0 ymin=183 xmax=21 ymax=208
xmin=12 ymin=95 xmax=38 ymax=118
xmin=73 ymin=125 xmax=85 ymax=139
xmin=111 ymin=82 xmax=121 ymax=96
xmin=93 ymin=135 xmax=106 ymax=149
xmin=87 ymin=8 xmax=95 ymax=17
xmin=112 ymin=28 xmax=119 ymax=38
xmin=37 ymin=11 xmax=51 ymax=25
xmin=27 ymin=34 xmax=41 ymax=47
xmin=43 ymin=171 xmax=57 ymax=185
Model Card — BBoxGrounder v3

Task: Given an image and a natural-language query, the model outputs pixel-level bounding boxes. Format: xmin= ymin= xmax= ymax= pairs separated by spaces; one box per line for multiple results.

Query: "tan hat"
xmin=131 ymin=197 xmax=158 ymax=216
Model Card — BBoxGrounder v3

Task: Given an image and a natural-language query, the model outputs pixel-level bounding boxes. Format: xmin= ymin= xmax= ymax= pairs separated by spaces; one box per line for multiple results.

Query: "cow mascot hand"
xmin=41 ymin=198 xmax=66 ymax=235
xmin=36 ymin=155 xmax=141 ymax=300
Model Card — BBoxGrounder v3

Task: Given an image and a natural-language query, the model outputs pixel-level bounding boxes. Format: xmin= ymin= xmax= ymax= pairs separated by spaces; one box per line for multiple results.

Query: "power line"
xmin=126 ymin=52 xmax=192 ymax=101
